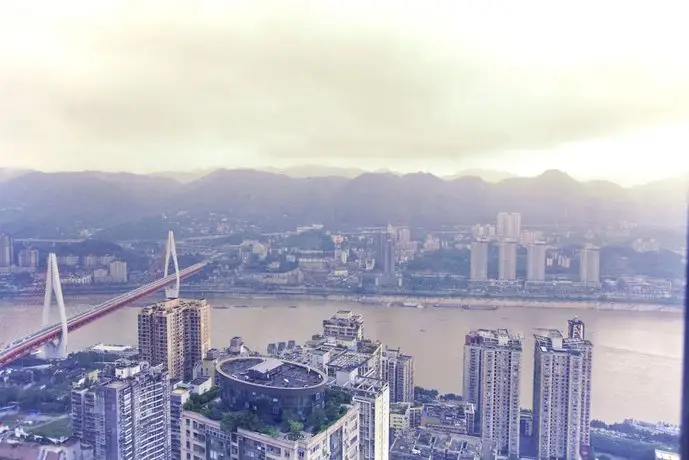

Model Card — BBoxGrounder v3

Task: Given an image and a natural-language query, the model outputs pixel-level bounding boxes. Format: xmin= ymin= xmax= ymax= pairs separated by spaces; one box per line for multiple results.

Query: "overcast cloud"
xmin=0 ymin=1 xmax=688 ymax=180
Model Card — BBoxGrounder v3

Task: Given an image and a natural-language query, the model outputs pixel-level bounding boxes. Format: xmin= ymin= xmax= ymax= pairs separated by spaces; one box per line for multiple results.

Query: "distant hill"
xmin=262 ymin=165 xmax=369 ymax=178
xmin=0 ymin=171 xmax=173 ymax=235
xmin=0 ymin=168 xmax=31 ymax=182
xmin=150 ymin=169 xmax=218 ymax=183
xmin=153 ymin=165 xmax=399 ymax=180
xmin=444 ymin=169 xmax=517 ymax=183
xmin=0 ymin=169 xmax=686 ymax=237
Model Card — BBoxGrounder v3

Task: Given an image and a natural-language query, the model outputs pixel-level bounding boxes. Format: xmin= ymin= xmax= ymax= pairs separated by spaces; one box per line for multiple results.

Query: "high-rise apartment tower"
xmin=498 ymin=240 xmax=518 ymax=281
xmin=463 ymin=329 xmax=522 ymax=458
xmin=533 ymin=319 xmax=593 ymax=460
xmin=579 ymin=245 xmax=600 ymax=283
xmin=138 ymin=298 xmax=211 ymax=381
xmin=497 ymin=213 xmax=522 ymax=240
xmin=527 ymin=242 xmax=547 ymax=281
xmin=470 ymin=240 xmax=489 ymax=281
xmin=382 ymin=347 xmax=415 ymax=403
xmin=71 ymin=361 xmax=171 ymax=460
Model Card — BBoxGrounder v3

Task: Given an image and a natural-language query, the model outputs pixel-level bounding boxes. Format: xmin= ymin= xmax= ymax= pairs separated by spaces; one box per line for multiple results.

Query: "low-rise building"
xmin=421 ymin=402 xmax=476 ymax=436
xmin=390 ymin=428 xmax=485 ymax=460
xmin=0 ymin=438 xmax=93 ymax=460
xmin=323 ymin=310 xmax=365 ymax=341
xmin=390 ymin=402 xmax=423 ymax=431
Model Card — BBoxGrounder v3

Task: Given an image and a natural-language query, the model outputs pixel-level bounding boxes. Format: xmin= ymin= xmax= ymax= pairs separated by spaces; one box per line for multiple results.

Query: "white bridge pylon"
xmin=164 ymin=230 xmax=180 ymax=299
xmin=41 ymin=253 xmax=69 ymax=359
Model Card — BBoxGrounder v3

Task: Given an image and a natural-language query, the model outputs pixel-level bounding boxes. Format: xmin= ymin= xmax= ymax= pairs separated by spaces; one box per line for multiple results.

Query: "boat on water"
xmin=462 ymin=304 xmax=498 ymax=311
xmin=433 ymin=302 xmax=467 ymax=308
xmin=234 ymin=304 xmax=250 ymax=308
xmin=213 ymin=306 xmax=230 ymax=310
xmin=288 ymin=305 xmax=297 ymax=309
xmin=358 ymin=298 xmax=380 ymax=305
xmin=402 ymin=302 xmax=419 ymax=308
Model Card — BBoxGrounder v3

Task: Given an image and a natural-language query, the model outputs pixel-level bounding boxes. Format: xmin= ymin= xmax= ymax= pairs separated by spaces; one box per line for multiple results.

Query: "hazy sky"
xmin=1 ymin=1 xmax=688 ymax=185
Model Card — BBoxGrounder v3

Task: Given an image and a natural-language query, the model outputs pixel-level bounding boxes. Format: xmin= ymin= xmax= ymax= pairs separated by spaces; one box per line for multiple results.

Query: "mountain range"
xmin=147 ymin=166 xmax=516 ymax=183
xmin=0 ymin=168 xmax=686 ymax=237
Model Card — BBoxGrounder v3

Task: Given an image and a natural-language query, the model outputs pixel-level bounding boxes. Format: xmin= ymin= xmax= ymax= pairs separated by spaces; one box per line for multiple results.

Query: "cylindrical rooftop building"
xmin=216 ymin=356 xmax=328 ymax=422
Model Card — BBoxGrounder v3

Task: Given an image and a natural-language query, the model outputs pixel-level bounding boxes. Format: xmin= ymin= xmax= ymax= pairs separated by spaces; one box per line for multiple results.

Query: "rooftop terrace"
xmin=534 ymin=328 xmax=593 ymax=353
xmin=327 ymin=349 xmax=372 ymax=372
xmin=323 ymin=310 xmax=364 ymax=326
xmin=217 ymin=357 xmax=326 ymax=390
xmin=465 ymin=329 xmax=523 ymax=350
xmin=390 ymin=428 xmax=482 ymax=460
xmin=422 ymin=402 xmax=475 ymax=435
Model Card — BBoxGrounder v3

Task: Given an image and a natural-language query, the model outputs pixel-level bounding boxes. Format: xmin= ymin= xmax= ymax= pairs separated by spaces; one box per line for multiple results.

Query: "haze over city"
xmin=1 ymin=1 xmax=689 ymax=185
xmin=1 ymin=3 xmax=688 ymax=459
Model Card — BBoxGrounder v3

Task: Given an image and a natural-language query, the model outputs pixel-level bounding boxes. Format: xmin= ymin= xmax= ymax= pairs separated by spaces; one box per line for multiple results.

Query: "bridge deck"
xmin=0 ymin=262 xmax=206 ymax=368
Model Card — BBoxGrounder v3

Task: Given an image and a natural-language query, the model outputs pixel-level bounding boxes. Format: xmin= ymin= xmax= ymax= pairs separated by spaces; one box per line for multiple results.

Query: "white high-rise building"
xmin=0 ymin=233 xmax=14 ymax=268
xmin=463 ymin=329 xmax=522 ymax=458
xmin=510 ymin=213 xmax=522 ymax=239
xmin=498 ymin=240 xmax=517 ymax=281
xmin=527 ymin=242 xmax=547 ymax=281
xmin=348 ymin=377 xmax=390 ymax=460
xmin=533 ymin=319 xmax=593 ymax=460
xmin=470 ymin=239 xmax=489 ymax=281
xmin=497 ymin=213 xmax=510 ymax=238
xmin=109 ymin=260 xmax=128 ymax=283
xmin=382 ymin=347 xmax=414 ymax=403
xmin=579 ymin=245 xmax=600 ymax=283
xmin=18 ymin=248 xmax=39 ymax=268
xmin=497 ymin=213 xmax=522 ymax=240
xmin=71 ymin=361 xmax=171 ymax=460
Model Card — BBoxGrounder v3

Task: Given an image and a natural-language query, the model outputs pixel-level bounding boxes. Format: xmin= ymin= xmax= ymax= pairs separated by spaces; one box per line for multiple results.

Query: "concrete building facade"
xmin=470 ymin=240 xmax=489 ymax=281
xmin=382 ymin=347 xmax=415 ymax=403
xmin=527 ymin=242 xmax=547 ymax=281
xmin=71 ymin=361 xmax=171 ymax=460
xmin=0 ymin=233 xmax=14 ymax=268
xmin=323 ymin=310 xmax=365 ymax=341
xmin=347 ymin=377 xmax=390 ymax=460
xmin=579 ymin=245 xmax=601 ymax=284
xmin=533 ymin=320 xmax=593 ymax=460
xmin=138 ymin=298 xmax=211 ymax=381
xmin=463 ymin=329 xmax=522 ymax=458
xmin=497 ymin=213 xmax=521 ymax=240
xmin=498 ymin=240 xmax=518 ymax=281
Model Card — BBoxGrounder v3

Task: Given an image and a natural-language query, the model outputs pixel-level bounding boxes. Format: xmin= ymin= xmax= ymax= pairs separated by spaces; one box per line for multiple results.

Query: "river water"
xmin=0 ymin=294 xmax=682 ymax=424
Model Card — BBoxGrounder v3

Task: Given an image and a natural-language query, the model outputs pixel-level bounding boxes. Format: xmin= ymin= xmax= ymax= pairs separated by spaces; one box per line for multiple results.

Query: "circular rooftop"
xmin=216 ymin=356 xmax=327 ymax=392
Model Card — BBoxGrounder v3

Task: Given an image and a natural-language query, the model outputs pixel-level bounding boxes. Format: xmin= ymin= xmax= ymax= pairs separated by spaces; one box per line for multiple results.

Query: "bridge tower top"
xmin=164 ymin=230 xmax=180 ymax=299
xmin=42 ymin=253 xmax=68 ymax=358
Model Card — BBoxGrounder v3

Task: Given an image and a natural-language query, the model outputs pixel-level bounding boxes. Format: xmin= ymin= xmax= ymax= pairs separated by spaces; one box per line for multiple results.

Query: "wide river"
xmin=0 ymin=294 xmax=682 ymax=424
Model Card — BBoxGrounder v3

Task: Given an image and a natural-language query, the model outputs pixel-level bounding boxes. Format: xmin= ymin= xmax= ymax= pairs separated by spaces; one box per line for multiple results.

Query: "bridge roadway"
xmin=0 ymin=262 xmax=207 ymax=369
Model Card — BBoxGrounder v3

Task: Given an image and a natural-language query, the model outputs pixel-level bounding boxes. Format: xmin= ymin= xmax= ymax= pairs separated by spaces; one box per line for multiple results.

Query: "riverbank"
xmin=1 ymin=286 xmax=681 ymax=313
xmin=197 ymin=290 xmax=683 ymax=314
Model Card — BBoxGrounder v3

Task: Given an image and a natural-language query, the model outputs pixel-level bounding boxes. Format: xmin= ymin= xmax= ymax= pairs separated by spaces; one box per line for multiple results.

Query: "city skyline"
xmin=1 ymin=2 xmax=688 ymax=185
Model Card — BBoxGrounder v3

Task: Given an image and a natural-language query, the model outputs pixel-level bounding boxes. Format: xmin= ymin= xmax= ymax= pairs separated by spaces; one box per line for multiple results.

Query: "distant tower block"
xmin=568 ymin=317 xmax=586 ymax=340
xmin=41 ymin=253 xmax=69 ymax=359
xmin=164 ymin=230 xmax=180 ymax=299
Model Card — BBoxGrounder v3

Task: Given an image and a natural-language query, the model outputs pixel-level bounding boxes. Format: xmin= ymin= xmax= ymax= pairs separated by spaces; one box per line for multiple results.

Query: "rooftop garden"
xmin=182 ymin=386 xmax=222 ymax=419
xmin=184 ymin=386 xmax=352 ymax=439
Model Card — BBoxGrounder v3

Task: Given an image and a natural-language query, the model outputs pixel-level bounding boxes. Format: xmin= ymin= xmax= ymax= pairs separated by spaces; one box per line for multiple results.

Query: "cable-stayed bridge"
xmin=0 ymin=231 xmax=205 ymax=369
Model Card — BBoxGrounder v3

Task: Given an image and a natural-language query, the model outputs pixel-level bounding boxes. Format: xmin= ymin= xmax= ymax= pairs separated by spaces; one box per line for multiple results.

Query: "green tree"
xmin=307 ymin=408 xmax=327 ymax=430
xmin=286 ymin=420 xmax=305 ymax=440
xmin=220 ymin=411 xmax=264 ymax=433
